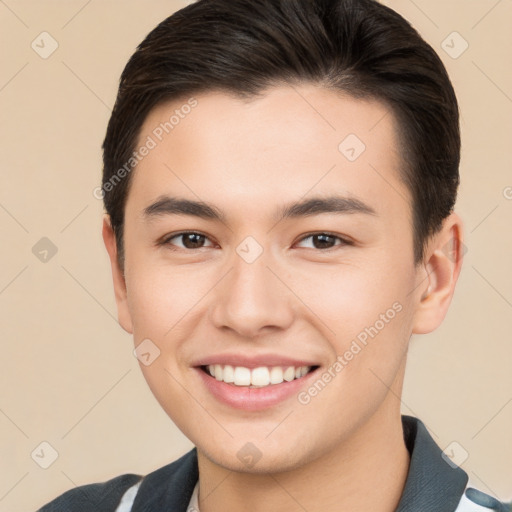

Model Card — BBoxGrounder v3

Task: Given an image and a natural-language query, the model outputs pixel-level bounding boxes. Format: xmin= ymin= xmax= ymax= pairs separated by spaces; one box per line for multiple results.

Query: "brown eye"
xmin=163 ymin=232 xmax=214 ymax=250
xmin=296 ymin=233 xmax=350 ymax=250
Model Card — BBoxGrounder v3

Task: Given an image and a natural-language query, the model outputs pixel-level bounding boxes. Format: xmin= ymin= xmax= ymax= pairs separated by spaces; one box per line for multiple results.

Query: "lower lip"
xmin=195 ymin=367 xmax=319 ymax=411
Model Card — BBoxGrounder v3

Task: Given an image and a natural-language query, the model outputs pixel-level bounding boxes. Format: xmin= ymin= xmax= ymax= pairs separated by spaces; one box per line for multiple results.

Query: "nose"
xmin=210 ymin=247 xmax=295 ymax=339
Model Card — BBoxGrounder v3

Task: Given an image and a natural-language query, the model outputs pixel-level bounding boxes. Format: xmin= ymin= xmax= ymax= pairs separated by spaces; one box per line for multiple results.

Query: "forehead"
xmin=128 ymin=85 xmax=410 ymax=223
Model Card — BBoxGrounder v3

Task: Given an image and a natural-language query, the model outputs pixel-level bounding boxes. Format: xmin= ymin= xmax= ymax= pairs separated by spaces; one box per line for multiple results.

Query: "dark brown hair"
xmin=101 ymin=0 xmax=460 ymax=267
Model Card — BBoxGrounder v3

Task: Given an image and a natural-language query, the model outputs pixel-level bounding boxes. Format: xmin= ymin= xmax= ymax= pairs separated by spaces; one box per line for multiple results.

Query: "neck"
xmin=197 ymin=403 xmax=410 ymax=512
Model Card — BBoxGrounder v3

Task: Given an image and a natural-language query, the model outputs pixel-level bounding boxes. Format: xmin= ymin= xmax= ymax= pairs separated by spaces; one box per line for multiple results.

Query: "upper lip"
xmin=192 ymin=353 xmax=320 ymax=369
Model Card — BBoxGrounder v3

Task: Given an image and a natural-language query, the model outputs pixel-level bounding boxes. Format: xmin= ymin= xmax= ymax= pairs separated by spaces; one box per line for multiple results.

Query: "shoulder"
xmin=454 ymin=485 xmax=512 ymax=512
xmin=37 ymin=473 xmax=143 ymax=512
xmin=36 ymin=448 xmax=198 ymax=512
xmin=399 ymin=416 xmax=511 ymax=512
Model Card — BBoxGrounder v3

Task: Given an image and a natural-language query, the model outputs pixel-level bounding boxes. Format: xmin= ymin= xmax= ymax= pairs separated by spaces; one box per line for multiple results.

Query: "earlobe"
xmin=102 ymin=216 xmax=133 ymax=334
xmin=412 ymin=212 xmax=464 ymax=334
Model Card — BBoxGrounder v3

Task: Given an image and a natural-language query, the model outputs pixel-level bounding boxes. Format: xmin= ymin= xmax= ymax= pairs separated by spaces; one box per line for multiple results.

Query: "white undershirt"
xmin=113 ymin=479 xmax=199 ymax=512
xmin=187 ymin=481 xmax=200 ymax=511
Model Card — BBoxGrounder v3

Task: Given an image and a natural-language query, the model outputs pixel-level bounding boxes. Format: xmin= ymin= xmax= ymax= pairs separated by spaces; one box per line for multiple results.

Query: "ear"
xmin=102 ymin=216 xmax=133 ymax=334
xmin=412 ymin=212 xmax=464 ymax=334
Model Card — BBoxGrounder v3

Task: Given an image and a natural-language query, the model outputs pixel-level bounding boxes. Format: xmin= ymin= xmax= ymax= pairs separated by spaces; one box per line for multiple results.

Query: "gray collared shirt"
xmin=39 ymin=415 xmax=511 ymax=511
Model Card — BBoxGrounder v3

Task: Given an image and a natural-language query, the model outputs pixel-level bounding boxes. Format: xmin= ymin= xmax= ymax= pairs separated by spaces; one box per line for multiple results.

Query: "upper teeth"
xmin=206 ymin=365 xmax=311 ymax=387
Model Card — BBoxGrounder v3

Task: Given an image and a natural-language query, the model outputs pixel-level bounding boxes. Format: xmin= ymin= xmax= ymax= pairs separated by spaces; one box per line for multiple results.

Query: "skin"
xmin=103 ymin=84 xmax=464 ymax=512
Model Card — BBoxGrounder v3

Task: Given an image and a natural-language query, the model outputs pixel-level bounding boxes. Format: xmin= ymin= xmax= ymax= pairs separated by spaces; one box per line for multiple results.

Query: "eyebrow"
xmin=143 ymin=194 xmax=377 ymax=223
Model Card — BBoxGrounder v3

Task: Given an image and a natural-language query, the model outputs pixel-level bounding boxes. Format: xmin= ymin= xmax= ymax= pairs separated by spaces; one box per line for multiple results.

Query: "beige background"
xmin=1 ymin=1 xmax=511 ymax=510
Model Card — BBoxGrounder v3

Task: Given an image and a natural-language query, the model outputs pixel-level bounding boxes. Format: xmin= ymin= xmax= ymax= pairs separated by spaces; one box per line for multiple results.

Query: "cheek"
xmin=289 ymin=254 xmax=415 ymax=398
xmin=290 ymin=255 xmax=413 ymax=340
xmin=137 ymin=357 xmax=203 ymax=439
xmin=125 ymin=259 xmax=212 ymax=340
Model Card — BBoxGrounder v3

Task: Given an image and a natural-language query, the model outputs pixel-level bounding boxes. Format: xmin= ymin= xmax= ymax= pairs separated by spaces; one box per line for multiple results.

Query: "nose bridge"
xmin=210 ymin=240 xmax=294 ymax=337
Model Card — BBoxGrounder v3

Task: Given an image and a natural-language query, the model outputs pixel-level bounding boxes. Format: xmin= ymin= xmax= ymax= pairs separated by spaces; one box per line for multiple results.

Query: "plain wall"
xmin=1 ymin=1 xmax=511 ymax=510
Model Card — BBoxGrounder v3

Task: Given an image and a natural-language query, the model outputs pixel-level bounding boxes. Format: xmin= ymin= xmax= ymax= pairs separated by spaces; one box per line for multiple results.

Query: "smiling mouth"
xmin=200 ymin=364 xmax=319 ymax=388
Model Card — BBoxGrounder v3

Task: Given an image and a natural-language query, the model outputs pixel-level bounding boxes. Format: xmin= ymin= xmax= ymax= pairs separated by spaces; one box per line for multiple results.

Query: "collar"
xmin=396 ymin=415 xmax=468 ymax=511
xmin=131 ymin=415 xmax=468 ymax=511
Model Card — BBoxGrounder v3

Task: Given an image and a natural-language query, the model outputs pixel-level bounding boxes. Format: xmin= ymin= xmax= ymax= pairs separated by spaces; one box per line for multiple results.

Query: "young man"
xmin=37 ymin=0 xmax=510 ymax=511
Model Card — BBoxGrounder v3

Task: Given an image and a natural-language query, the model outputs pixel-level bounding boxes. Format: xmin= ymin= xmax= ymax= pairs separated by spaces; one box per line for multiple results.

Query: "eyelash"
xmin=159 ymin=231 xmax=353 ymax=251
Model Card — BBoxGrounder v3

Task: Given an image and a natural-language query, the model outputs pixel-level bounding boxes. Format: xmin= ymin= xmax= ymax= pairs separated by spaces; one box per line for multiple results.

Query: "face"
xmin=105 ymin=85 xmax=444 ymax=473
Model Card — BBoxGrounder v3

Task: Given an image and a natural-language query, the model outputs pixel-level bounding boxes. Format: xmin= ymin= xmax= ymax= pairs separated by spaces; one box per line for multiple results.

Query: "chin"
xmin=203 ymin=443 xmax=307 ymax=474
